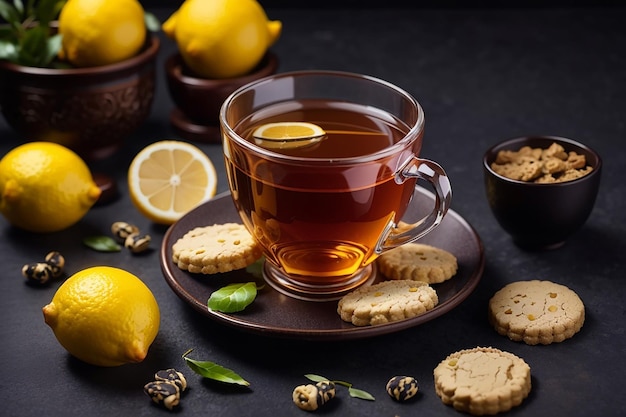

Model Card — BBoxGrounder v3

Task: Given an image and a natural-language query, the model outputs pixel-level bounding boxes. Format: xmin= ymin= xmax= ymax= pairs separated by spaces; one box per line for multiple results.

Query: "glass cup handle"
xmin=379 ymin=157 xmax=452 ymax=252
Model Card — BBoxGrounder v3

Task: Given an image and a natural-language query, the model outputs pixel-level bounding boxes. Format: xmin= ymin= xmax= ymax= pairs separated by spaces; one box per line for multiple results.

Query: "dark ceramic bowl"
xmin=0 ymin=35 xmax=159 ymax=161
xmin=164 ymin=52 xmax=278 ymax=143
xmin=483 ymin=136 xmax=602 ymax=249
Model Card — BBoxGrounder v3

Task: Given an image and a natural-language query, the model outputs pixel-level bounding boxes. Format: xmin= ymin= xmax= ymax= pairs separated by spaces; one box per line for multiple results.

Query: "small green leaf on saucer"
xmin=245 ymin=256 xmax=264 ymax=279
xmin=208 ymin=282 xmax=257 ymax=313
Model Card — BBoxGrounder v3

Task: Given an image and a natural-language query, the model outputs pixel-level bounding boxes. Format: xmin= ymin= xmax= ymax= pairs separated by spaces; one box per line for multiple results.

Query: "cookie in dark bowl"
xmin=483 ymin=135 xmax=602 ymax=250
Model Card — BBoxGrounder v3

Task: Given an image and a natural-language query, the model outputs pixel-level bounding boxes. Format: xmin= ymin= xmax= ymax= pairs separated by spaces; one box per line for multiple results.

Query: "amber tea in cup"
xmin=220 ymin=71 xmax=452 ymax=300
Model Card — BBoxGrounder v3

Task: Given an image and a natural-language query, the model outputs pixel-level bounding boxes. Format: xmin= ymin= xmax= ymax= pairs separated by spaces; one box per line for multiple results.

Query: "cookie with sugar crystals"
xmin=434 ymin=346 xmax=531 ymax=416
xmin=488 ymin=280 xmax=585 ymax=345
xmin=377 ymin=243 xmax=458 ymax=284
xmin=172 ymin=223 xmax=262 ymax=274
xmin=337 ymin=279 xmax=438 ymax=326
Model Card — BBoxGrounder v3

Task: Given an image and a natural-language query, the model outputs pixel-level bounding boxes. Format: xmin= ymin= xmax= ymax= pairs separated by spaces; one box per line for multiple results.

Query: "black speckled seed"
xmin=155 ymin=368 xmax=187 ymax=392
xmin=22 ymin=262 xmax=53 ymax=285
xmin=315 ymin=380 xmax=336 ymax=404
xmin=111 ymin=221 xmax=139 ymax=241
xmin=292 ymin=380 xmax=336 ymax=411
xmin=386 ymin=375 xmax=419 ymax=401
xmin=144 ymin=381 xmax=180 ymax=411
xmin=44 ymin=251 xmax=65 ymax=278
xmin=124 ymin=232 xmax=151 ymax=253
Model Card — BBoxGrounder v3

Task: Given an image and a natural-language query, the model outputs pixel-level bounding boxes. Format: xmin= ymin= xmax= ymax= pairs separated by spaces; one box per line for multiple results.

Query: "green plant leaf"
xmin=245 ymin=256 xmax=264 ymax=279
xmin=0 ymin=0 xmax=64 ymax=66
xmin=182 ymin=350 xmax=250 ymax=386
xmin=208 ymin=282 xmax=257 ymax=313
xmin=304 ymin=374 xmax=375 ymax=401
xmin=18 ymin=24 xmax=47 ymax=66
xmin=305 ymin=374 xmax=330 ymax=383
xmin=0 ymin=1 xmax=20 ymax=24
xmin=42 ymin=32 xmax=61 ymax=64
xmin=13 ymin=0 xmax=23 ymax=14
xmin=144 ymin=11 xmax=160 ymax=32
xmin=34 ymin=0 xmax=65 ymax=27
xmin=23 ymin=0 xmax=36 ymax=21
xmin=349 ymin=387 xmax=376 ymax=401
xmin=0 ymin=39 xmax=18 ymax=60
xmin=83 ymin=236 xmax=122 ymax=252
xmin=0 ymin=26 xmax=17 ymax=40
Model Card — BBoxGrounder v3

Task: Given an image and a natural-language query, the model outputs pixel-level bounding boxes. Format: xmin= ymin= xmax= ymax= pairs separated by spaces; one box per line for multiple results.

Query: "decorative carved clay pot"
xmin=0 ymin=35 xmax=159 ymax=161
xmin=164 ymin=51 xmax=278 ymax=143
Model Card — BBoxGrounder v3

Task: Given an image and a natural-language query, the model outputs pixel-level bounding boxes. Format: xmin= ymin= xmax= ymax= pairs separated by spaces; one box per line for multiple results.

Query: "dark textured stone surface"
xmin=1 ymin=6 xmax=624 ymax=417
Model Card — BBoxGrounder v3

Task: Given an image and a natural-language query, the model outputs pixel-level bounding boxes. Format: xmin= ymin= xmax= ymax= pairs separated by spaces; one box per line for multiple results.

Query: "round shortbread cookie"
xmin=434 ymin=347 xmax=531 ymax=416
xmin=172 ymin=223 xmax=263 ymax=274
xmin=488 ymin=280 xmax=585 ymax=345
xmin=377 ymin=243 xmax=458 ymax=284
xmin=337 ymin=279 xmax=438 ymax=326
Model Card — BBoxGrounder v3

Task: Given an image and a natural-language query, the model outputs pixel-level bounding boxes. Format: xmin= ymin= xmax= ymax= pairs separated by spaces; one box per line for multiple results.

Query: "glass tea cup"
xmin=220 ymin=70 xmax=452 ymax=301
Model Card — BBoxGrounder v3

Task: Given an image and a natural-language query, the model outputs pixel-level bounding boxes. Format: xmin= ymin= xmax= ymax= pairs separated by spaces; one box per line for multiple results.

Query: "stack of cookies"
xmin=337 ymin=242 xmax=459 ymax=326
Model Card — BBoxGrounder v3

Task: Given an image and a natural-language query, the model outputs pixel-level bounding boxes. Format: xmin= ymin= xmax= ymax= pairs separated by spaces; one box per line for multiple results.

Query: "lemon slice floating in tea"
xmin=252 ymin=122 xmax=326 ymax=149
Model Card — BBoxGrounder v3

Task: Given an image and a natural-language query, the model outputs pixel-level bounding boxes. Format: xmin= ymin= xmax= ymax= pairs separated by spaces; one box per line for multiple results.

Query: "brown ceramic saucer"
xmin=160 ymin=188 xmax=484 ymax=341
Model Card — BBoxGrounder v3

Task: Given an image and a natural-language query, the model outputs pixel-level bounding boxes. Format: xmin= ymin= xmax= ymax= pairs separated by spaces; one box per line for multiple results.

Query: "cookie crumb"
xmin=491 ymin=142 xmax=593 ymax=183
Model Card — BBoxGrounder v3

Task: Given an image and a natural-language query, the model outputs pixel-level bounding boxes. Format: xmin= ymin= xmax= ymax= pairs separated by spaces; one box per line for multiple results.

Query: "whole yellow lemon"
xmin=0 ymin=142 xmax=101 ymax=232
xmin=42 ymin=266 xmax=160 ymax=367
xmin=58 ymin=0 xmax=146 ymax=67
xmin=162 ymin=0 xmax=281 ymax=79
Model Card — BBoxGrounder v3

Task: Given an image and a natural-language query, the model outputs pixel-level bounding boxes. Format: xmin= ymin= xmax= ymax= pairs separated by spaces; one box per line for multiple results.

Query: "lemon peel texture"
xmin=0 ymin=142 xmax=101 ymax=232
xmin=42 ymin=266 xmax=160 ymax=367
xmin=162 ymin=0 xmax=281 ymax=79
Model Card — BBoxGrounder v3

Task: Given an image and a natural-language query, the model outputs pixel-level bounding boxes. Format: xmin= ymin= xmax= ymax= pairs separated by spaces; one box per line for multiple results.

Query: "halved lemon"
xmin=128 ymin=140 xmax=217 ymax=224
xmin=252 ymin=122 xmax=326 ymax=149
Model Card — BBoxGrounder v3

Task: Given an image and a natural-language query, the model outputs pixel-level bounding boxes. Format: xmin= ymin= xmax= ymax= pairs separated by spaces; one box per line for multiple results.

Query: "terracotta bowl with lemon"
xmin=162 ymin=0 xmax=281 ymax=143
xmin=164 ymin=52 xmax=279 ymax=143
xmin=0 ymin=34 xmax=159 ymax=161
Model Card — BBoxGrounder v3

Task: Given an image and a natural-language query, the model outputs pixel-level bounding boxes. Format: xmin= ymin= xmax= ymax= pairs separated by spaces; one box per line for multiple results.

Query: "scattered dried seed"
xmin=144 ymin=381 xmax=180 ymax=411
xmin=292 ymin=381 xmax=336 ymax=411
xmin=386 ymin=375 xmax=419 ymax=402
xmin=44 ymin=251 xmax=65 ymax=278
xmin=125 ymin=233 xmax=151 ymax=253
xmin=155 ymin=368 xmax=187 ymax=392
xmin=111 ymin=221 xmax=140 ymax=241
xmin=22 ymin=262 xmax=53 ymax=285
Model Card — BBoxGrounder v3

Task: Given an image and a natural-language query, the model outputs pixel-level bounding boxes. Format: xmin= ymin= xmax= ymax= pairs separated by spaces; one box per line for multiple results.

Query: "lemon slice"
xmin=252 ymin=122 xmax=326 ymax=149
xmin=128 ymin=140 xmax=217 ymax=224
